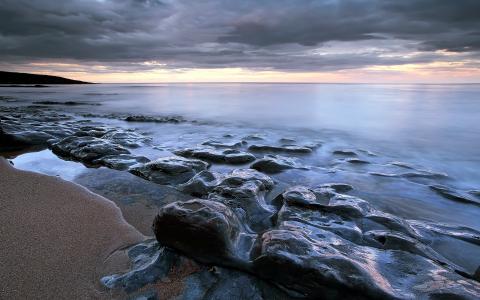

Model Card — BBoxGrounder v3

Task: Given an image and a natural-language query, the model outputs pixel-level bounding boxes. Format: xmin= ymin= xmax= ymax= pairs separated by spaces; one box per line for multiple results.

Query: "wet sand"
xmin=0 ymin=158 xmax=145 ymax=299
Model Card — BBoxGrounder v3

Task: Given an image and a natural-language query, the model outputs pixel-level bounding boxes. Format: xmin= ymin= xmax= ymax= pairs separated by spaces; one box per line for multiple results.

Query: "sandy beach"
xmin=0 ymin=158 xmax=144 ymax=299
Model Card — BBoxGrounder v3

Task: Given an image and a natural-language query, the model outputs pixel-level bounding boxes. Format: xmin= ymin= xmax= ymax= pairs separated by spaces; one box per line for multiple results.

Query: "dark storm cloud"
xmin=0 ymin=0 xmax=479 ymax=72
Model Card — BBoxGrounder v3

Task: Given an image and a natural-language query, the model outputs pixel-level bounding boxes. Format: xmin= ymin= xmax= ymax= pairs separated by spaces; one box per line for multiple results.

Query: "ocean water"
xmin=3 ymin=83 xmax=480 ymax=272
xmin=6 ymin=83 xmax=480 ymax=183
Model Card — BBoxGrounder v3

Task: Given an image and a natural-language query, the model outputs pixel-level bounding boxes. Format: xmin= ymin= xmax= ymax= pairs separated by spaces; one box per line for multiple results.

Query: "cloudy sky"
xmin=1 ymin=0 xmax=479 ymax=82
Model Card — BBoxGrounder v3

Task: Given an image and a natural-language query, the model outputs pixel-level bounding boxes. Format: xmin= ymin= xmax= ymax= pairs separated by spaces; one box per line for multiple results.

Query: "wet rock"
xmin=0 ymin=127 xmax=54 ymax=151
xmin=101 ymin=130 xmax=150 ymax=148
xmin=129 ymin=156 xmax=209 ymax=185
xmin=125 ymin=115 xmax=185 ymax=123
xmin=252 ymin=227 xmax=480 ymax=299
xmin=250 ymin=155 xmax=303 ymax=173
xmin=93 ymin=154 xmax=150 ymax=171
xmin=402 ymin=171 xmax=448 ymax=179
xmin=282 ymin=186 xmax=318 ymax=206
xmin=178 ymin=266 xmax=292 ymax=300
xmin=316 ymin=183 xmax=353 ymax=193
xmin=358 ymin=149 xmax=377 ymax=156
xmin=34 ymin=100 xmax=100 ymax=106
xmin=362 ymin=230 xmax=447 ymax=263
xmin=333 ymin=149 xmax=357 ymax=156
xmin=252 ymin=229 xmax=392 ymax=299
xmin=279 ymin=138 xmax=296 ymax=144
xmin=175 ymin=146 xmax=255 ymax=164
xmin=390 ymin=161 xmax=417 ymax=169
xmin=326 ymin=194 xmax=371 ymax=218
xmin=50 ymin=136 xmax=130 ymax=162
xmin=370 ymin=171 xmax=448 ymax=180
xmin=223 ymin=149 xmax=256 ymax=164
xmin=249 ymin=144 xmax=312 ymax=154
xmin=153 ymin=199 xmax=241 ymax=265
xmin=430 ymin=185 xmax=480 ymax=206
xmin=178 ymin=170 xmax=224 ymax=197
xmin=242 ymin=134 xmax=264 ymax=141
xmin=74 ymin=126 xmax=110 ymax=138
xmin=474 ymin=267 xmax=480 ymax=282
xmin=213 ymin=169 xmax=274 ymax=196
xmin=409 ymin=220 xmax=480 ymax=247
xmin=209 ymin=169 xmax=275 ymax=231
xmin=202 ymin=139 xmax=246 ymax=148
xmin=101 ymin=240 xmax=180 ymax=293
xmin=277 ymin=203 xmax=364 ymax=243
xmin=102 ymin=240 xmax=293 ymax=300
xmin=345 ymin=158 xmax=370 ymax=164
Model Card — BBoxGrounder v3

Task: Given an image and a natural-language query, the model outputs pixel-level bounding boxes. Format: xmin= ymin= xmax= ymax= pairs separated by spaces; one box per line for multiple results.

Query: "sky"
xmin=1 ymin=0 xmax=480 ymax=83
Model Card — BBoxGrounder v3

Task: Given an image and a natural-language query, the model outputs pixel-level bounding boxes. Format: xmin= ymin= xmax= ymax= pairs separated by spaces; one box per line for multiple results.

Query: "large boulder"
xmin=153 ymin=199 xmax=241 ymax=265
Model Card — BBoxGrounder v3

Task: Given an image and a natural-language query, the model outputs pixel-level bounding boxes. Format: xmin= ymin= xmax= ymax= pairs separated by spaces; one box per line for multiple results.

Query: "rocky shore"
xmin=1 ymin=102 xmax=480 ymax=299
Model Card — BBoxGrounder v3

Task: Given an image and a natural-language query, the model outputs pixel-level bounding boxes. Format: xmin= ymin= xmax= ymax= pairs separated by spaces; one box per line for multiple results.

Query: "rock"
xmin=125 ymin=115 xmax=185 ymax=123
xmin=325 ymin=194 xmax=371 ymax=218
xmin=333 ymin=149 xmax=357 ymax=156
xmin=101 ymin=240 xmax=180 ymax=293
xmin=252 ymin=227 xmax=480 ymax=299
xmin=202 ymin=139 xmax=246 ymax=148
xmin=282 ymin=186 xmax=318 ymax=206
xmin=34 ymin=101 xmax=100 ymax=106
xmin=215 ymin=169 xmax=274 ymax=195
xmin=390 ymin=161 xmax=417 ymax=169
xmin=93 ymin=154 xmax=150 ymax=171
xmin=209 ymin=169 xmax=276 ymax=231
xmin=153 ymin=199 xmax=241 ymax=265
xmin=370 ymin=171 xmax=448 ymax=180
xmin=242 ymin=134 xmax=264 ymax=141
xmin=129 ymin=156 xmax=209 ymax=185
xmin=279 ymin=138 xmax=296 ymax=144
xmin=178 ymin=170 xmax=224 ymax=197
xmin=362 ymin=230 xmax=445 ymax=262
xmin=277 ymin=203 xmax=364 ymax=243
xmin=474 ymin=267 xmax=480 ymax=282
xmin=345 ymin=158 xmax=370 ymax=164
xmin=248 ymin=144 xmax=312 ymax=154
xmin=250 ymin=155 xmax=302 ymax=173
xmin=102 ymin=240 xmax=292 ymax=299
xmin=175 ymin=147 xmax=255 ymax=164
xmin=101 ymin=130 xmax=149 ymax=148
xmin=358 ymin=149 xmax=377 ymax=156
xmin=252 ymin=229 xmax=392 ymax=299
xmin=469 ymin=190 xmax=480 ymax=198
xmin=430 ymin=185 xmax=480 ymax=206
xmin=316 ymin=183 xmax=353 ymax=193
xmin=223 ymin=149 xmax=256 ymax=164
xmin=50 ymin=136 xmax=130 ymax=162
xmin=0 ymin=127 xmax=53 ymax=151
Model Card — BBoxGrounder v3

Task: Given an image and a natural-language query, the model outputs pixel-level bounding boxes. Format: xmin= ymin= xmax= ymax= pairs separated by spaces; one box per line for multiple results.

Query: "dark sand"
xmin=0 ymin=158 xmax=145 ymax=299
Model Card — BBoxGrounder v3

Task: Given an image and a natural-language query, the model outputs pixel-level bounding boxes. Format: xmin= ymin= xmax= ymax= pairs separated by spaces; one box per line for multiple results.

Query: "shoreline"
xmin=0 ymin=158 xmax=144 ymax=299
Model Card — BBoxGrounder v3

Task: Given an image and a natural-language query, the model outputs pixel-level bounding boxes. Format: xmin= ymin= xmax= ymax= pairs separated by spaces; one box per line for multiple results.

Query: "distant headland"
xmin=0 ymin=71 xmax=91 ymax=85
